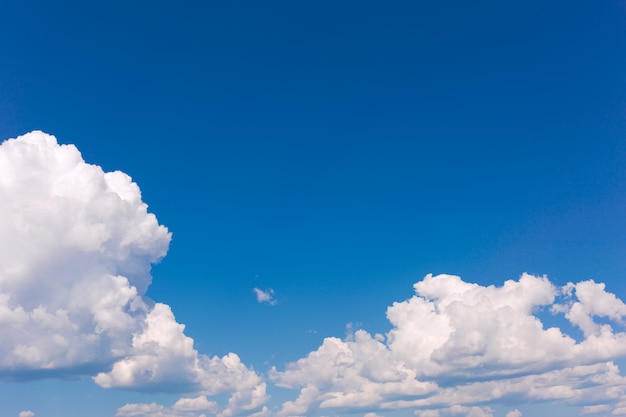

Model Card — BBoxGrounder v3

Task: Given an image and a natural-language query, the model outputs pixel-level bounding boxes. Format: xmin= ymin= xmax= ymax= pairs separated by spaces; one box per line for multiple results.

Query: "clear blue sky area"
xmin=0 ymin=1 xmax=625 ymax=417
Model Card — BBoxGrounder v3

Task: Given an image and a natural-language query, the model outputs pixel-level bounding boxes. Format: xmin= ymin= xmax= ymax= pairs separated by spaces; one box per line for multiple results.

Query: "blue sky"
xmin=1 ymin=1 xmax=625 ymax=417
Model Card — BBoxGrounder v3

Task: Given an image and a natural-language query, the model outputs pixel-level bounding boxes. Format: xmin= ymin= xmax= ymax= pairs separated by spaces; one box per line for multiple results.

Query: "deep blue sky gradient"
xmin=1 ymin=1 xmax=625 ymax=416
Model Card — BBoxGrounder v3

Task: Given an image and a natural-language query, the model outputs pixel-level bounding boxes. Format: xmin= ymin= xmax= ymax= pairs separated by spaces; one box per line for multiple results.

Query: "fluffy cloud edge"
xmin=5 ymin=132 xmax=626 ymax=417
xmin=254 ymin=288 xmax=277 ymax=306
xmin=269 ymin=273 xmax=626 ymax=416
xmin=0 ymin=132 xmax=269 ymax=413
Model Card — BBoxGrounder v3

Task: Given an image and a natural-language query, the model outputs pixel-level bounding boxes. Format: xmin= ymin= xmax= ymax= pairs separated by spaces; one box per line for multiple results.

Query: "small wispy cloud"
xmin=253 ymin=288 xmax=277 ymax=306
xmin=19 ymin=411 xmax=35 ymax=417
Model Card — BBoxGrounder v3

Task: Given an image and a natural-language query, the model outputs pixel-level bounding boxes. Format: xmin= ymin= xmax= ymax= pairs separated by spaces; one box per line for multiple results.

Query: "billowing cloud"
xmin=0 ymin=132 xmax=268 ymax=414
xmin=115 ymin=396 xmax=218 ymax=417
xmin=0 ymin=131 xmax=170 ymax=376
xmin=115 ymin=394 xmax=271 ymax=417
xmin=6 ymin=131 xmax=626 ymax=417
xmin=271 ymin=273 xmax=626 ymax=416
xmin=253 ymin=288 xmax=277 ymax=306
xmin=414 ymin=406 xmax=499 ymax=417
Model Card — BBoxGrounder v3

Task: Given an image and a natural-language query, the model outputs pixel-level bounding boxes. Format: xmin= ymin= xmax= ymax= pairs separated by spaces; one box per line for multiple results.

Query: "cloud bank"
xmin=0 ymin=131 xmax=268 ymax=416
xmin=270 ymin=274 xmax=626 ymax=416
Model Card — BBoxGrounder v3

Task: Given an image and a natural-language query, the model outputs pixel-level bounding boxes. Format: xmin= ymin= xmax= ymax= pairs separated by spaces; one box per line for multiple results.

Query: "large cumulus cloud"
xmin=6 ymin=131 xmax=626 ymax=417
xmin=0 ymin=131 xmax=268 ymax=415
xmin=270 ymin=273 xmax=626 ymax=416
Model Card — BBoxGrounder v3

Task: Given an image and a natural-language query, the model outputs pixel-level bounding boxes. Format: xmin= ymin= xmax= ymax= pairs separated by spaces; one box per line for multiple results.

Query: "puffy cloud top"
xmin=5 ymin=132 xmax=626 ymax=417
xmin=0 ymin=132 xmax=268 ymax=416
xmin=271 ymin=273 xmax=626 ymax=416
xmin=0 ymin=131 xmax=171 ymax=375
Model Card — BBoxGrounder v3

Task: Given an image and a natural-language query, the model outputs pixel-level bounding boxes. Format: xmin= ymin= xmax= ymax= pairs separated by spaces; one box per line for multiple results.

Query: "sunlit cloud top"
xmin=3 ymin=132 xmax=626 ymax=417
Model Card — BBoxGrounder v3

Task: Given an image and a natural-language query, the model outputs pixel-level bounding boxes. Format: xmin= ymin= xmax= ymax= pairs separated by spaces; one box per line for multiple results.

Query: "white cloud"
xmin=415 ymin=406 xmax=494 ymax=417
xmin=173 ymin=396 xmax=219 ymax=412
xmin=447 ymin=406 xmax=494 ymax=417
xmin=414 ymin=411 xmax=439 ymax=417
xmin=558 ymin=280 xmax=626 ymax=337
xmin=0 ymin=132 xmax=268 ymax=414
xmin=115 ymin=403 xmax=177 ymax=417
xmin=271 ymin=273 xmax=626 ymax=416
xmin=0 ymin=131 xmax=170 ymax=375
xmin=505 ymin=409 xmax=522 ymax=417
xmin=7 ymin=131 xmax=626 ymax=417
xmin=253 ymin=288 xmax=277 ymax=306
xmin=115 ymin=396 xmax=271 ymax=417
xmin=115 ymin=397 xmax=219 ymax=417
xmin=580 ymin=404 xmax=613 ymax=415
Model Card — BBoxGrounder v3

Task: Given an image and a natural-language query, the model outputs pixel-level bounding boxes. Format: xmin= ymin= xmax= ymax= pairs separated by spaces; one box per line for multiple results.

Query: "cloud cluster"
xmin=0 ymin=132 xmax=268 ymax=415
xmin=0 ymin=132 xmax=168 ymax=375
xmin=115 ymin=399 xmax=216 ymax=417
xmin=254 ymin=288 xmax=277 ymax=306
xmin=270 ymin=273 xmax=626 ymax=416
xmin=115 ymin=394 xmax=271 ymax=417
xmin=5 ymin=132 xmax=626 ymax=417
